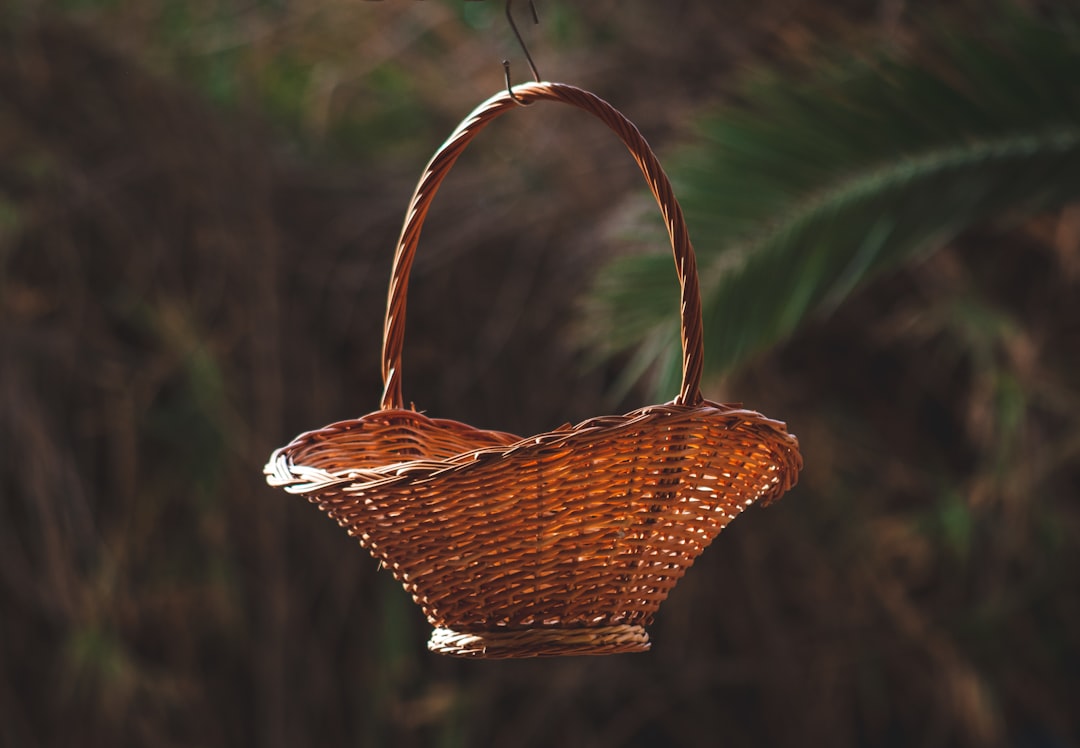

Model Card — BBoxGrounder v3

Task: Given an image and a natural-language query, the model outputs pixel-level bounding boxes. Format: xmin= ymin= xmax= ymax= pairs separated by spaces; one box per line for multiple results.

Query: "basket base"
xmin=428 ymin=624 xmax=651 ymax=658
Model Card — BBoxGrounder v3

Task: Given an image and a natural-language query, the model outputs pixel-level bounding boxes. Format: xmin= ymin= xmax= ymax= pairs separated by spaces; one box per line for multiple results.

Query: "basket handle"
xmin=380 ymin=81 xmax=704 ymax=410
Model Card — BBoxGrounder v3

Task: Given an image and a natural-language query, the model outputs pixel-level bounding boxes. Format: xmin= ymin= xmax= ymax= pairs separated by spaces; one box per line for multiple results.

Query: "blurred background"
xmin=2 ymin=1 xmax=1079 ymax=746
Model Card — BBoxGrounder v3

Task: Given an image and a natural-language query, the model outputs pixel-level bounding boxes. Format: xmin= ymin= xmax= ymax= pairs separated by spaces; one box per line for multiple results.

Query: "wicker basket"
xmin=265 ymin=82 xmax=802 ymax=658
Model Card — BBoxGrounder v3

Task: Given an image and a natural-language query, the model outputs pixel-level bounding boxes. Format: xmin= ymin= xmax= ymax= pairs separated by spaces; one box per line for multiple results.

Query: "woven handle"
xmin=380 ymin=81 xmax=704 ymax=410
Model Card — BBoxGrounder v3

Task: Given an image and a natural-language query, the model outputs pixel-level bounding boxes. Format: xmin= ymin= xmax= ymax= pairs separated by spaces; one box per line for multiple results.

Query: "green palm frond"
xmin=590 ymin=10 xmax=1080 ymax=396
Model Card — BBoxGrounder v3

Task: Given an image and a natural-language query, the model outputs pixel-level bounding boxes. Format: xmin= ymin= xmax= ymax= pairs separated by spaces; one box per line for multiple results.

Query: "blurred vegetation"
xmin=2 ymin=1 xmax=1078 ymax=747
xmin=591 ymin=6 xmax=1080 ymax=393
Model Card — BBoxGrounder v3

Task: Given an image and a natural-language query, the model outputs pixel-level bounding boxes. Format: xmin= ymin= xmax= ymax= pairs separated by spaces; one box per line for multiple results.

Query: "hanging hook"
xmin=503 ymin=0 xmax=541 ymax=105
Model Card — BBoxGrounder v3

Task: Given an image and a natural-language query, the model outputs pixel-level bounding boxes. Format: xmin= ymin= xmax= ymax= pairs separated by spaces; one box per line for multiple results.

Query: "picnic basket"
xmin=265 ymin=81 xmax=802 ymax=658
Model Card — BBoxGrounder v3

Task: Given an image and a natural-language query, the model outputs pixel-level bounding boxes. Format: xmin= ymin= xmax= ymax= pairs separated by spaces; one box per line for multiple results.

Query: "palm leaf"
xmin=589 ymin=10 xmax=1080 ymax=395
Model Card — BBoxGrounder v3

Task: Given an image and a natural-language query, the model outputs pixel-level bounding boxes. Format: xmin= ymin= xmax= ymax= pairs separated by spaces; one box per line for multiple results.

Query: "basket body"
xmin=267 ymin=402 xmax=800 ymax=657
xmin=264 ymin=82 xmax=803 ymax=657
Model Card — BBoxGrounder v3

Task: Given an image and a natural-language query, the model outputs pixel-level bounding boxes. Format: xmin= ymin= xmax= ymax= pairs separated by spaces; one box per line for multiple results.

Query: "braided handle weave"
xmin=380 ymin=81 xmax=705 ymax=410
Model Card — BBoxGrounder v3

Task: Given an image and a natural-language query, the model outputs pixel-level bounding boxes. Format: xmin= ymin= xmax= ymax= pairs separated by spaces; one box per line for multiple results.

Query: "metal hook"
xmin=503 ymin=0 xmax=541 ymax=105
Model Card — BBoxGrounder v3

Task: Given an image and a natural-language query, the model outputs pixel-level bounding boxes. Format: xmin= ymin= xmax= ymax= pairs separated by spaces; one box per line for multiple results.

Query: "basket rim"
xmin=265 ymin=398 xmax=801 ymax=497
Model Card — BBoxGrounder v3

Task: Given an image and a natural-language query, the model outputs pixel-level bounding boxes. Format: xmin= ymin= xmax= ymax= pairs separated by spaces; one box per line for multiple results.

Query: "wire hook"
xmin=503 ymin=0 xmax=541 ymax=105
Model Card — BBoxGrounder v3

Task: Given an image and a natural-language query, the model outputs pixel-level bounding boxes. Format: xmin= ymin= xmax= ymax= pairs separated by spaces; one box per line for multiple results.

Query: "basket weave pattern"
xmin=266 ymin=82 xmax=802 ymax=658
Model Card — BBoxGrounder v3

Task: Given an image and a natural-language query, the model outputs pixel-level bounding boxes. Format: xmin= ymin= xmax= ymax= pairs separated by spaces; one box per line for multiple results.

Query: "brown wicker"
xmin=265 ymin=81 xmax=802 ymax=658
